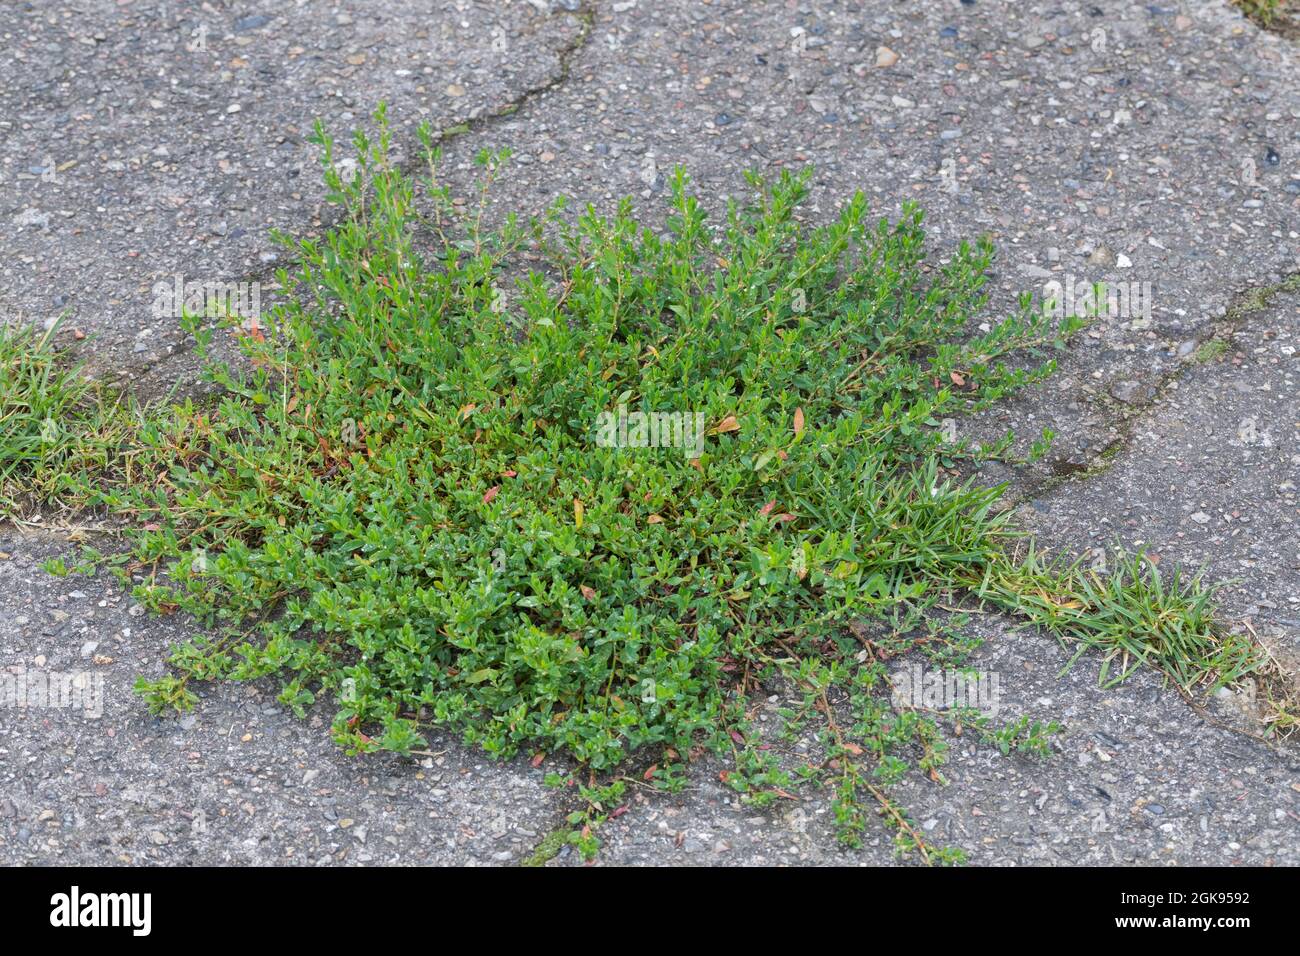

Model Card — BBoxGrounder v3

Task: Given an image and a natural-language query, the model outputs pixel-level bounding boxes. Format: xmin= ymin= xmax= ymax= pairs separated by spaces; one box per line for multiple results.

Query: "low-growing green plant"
xmin=23 ymin=106 xmax=1292 ymax=862
xmin=978 ymin=714 xmax=1062 ymax=758
xmin=561 ymin=778 xmax=627 ymax=861
xmin=520 ymin=827 xmax=569 ymax=867
xmin=92 ymin=109 xmax=1078 ymax=772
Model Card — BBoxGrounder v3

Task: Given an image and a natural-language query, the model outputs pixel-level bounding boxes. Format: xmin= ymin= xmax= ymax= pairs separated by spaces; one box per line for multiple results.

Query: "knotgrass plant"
xmin=35 ymin=108 xmax=1291 ymax=860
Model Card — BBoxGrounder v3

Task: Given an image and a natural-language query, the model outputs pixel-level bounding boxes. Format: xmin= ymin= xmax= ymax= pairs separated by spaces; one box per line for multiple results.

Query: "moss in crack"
xmin=1191 ymin=339 xmax=1229 ymax=364
xmin=1015 ymin=437 xmax=1125 ymax=504
xmin=520 ymin=828 xmax=570 ymax=867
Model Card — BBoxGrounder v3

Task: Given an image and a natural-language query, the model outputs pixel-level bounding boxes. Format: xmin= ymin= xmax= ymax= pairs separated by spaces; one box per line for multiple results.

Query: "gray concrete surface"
xmin=1 ymin=0 xmax=1297 ymax=865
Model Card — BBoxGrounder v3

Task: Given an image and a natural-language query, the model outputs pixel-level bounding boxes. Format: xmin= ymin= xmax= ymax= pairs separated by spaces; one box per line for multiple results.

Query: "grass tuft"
xmin=976 ymin=547 xmax=1250 ymax=691
xmin=0 ymin=319 xmax=131 ymax=518
xmin=1234 ymin=0 xmax=1284 ymax=25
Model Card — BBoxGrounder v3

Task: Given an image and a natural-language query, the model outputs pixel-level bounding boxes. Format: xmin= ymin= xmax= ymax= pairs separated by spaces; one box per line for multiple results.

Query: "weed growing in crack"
xmin=0 ymin=319 xmax=132 ymax=518
xmin=18 ymin=107 xmax=1293 ymax=863
xmin=1233 ymin=0 xmax=1285 ymax=27
xmin=978 ymin=714 xmax=1062 ymax=758
xmin=975 ymin=546 xmax=1256 ymax=692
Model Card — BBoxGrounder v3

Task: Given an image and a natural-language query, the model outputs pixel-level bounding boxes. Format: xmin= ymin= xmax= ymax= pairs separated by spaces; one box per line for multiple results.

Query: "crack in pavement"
xmin=1010 ymin=271 xmax=1300 ymax=507
xmin=114 ymin=4 xmax=595 ymax=398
